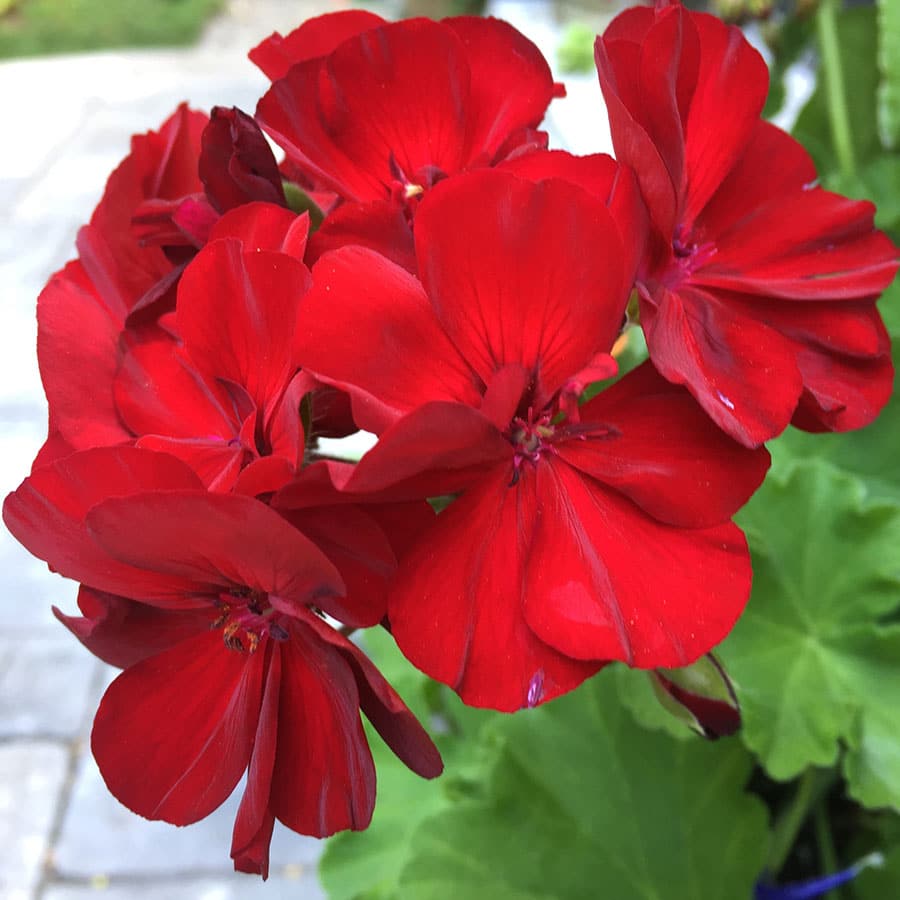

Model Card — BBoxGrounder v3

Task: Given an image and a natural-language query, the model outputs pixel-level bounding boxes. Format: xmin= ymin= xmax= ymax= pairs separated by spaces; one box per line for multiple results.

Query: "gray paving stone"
xmin=55 ymin=753 xmax=324 ymax=879
xmin=0 ymin=635 xmax=100 ymax=739
xmin=0 ymin=741 xmax=69 ymax=900
xmin=42 ymin=870 xmax=326 ymax=900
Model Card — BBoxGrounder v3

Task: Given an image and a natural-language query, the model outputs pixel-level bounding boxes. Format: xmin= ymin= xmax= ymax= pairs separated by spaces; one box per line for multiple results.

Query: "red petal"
xmin=680 ymin=12 xmax=768 ymax=227
xmin=259 ymin=19 xmax=473 ymax=202
xmin=642 ymin=284 xmax=804 ymax=446
xmin=415 ymin=170 xmax=627 ymax=407
xmin=177 ymin=239 xmax=311 ymax=421
xmin=522 ymin=457 xmax=751 ymax=667
xmin=559 ymin=361 xmax=770 ymax=527
xmin=249 ymin=10 xmax=386 ymax=81
xmin=54 ymin=586 xmax=215 ymax=669
xmin=86 ymin=490 xmax=344 ymax=605
xmin=306 ymin=199 xmax=416 ymax=273
xmin=113 ymin=337 xmax=243 ymax=440
xmin=389 ymin=464 xmax=603 ymax=712
xmin=270 ymin=621 xmax=376 ymax=835
xmin=209 ymin=203 xmax=309 ymax=259
xmin=696 ymin=187 xmax=898 ymax=300
xmin=38 ymin=261 xmax=131 ymax=449
xmin=344 ymin=401 xmax=512 ymax=499
xmin=299 ymin=247 xmax=480 ymax=433
xmin=304 ymin=615 xmax=442 ymax=778
xmin=2 ymin=447 xmax=203 ymax=601
xmin=91 ymin=630 xmax=264 ymax=824
xmin=444 ymin=16 xmax=556 ymax=163
xmin=278 ymin=504 xmax=397 ymax=627
xmin=232 ymin=646 xmax=282 ymax=879
xmin=595 ymin=29 xmax=678 ymax=236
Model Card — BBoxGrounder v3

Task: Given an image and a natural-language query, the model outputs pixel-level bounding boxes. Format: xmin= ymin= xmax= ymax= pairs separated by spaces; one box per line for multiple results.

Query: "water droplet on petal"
xmin=716 ymin=390 xmax=735 ymax=411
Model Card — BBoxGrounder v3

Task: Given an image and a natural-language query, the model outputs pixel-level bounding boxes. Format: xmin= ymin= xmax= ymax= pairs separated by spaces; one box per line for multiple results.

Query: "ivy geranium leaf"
xmin=396 ymin=675 xmax=768 ymax=900
xmin=720 ymin=461 xmax=900 ymax=809
xmin=320 ymin=628 xmax=497 ymax=900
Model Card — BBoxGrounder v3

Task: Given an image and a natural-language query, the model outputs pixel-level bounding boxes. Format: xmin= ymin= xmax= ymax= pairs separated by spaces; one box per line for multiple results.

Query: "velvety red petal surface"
xmin=2 ymin=447 xmax=204 ymax=602
xmin=680 ymin=11 xmax=768 ymax=227
xmin=595 ymin=25 xmax=678 ymax=236
xmin=54 ymin=586 xmax=215 ymax=669
xmin=85 ymin=490 xmax=344 ymax=605
xmin=306 ymin=614 xmax=442 ymax=778
xmin=277 ymin=504 xmax=396 ymax=627
xmin=270 ymin=621 xmax=376 ymax=835
xmin=249 ymin=9 xmax=385 ymax=81
xmin=558 ymin=361 xmax=769 ymax=527
xmin=113 ymin=337 xmax=243 ymax=440
xmin=232 ymin=645 xmax=282 ymax=879
xmin=343 ymin=401 xmax=511 ymax=499
xmin=299 ymin=246 xmax=480 ymax=433
xmin=415 ymin=170 xmax=628 ymax=407
xmin=92 ymin=629 xmax=265 ymax=824
xmin=522 ymin=457 xmax=752 ymax=668
xmin=37 ymin=261 xmax=131 ymax=449
xmin=444 ymin=16 xmax=555 ymax=163
xmin=695 ymin=185 xmax=898 ymax=300
xmin=306 ymin=199 xmax=416 ymax=273
xmin=209 ymin=203 xmax=309 ymax=259
xmin=642 ymin=284 xmax=804 ymax=446
xmin=177 ymin=238 xmax=310 ymax=422
xmin=389 ymin=464 xmax=603 ymax=712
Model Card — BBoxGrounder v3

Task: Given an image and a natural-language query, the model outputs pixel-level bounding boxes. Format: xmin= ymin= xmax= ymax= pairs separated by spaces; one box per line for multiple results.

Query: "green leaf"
xmin=615 ymin=665 xmax=692 ymax=741
xmin=397 ymin=675 xmax=769 ymax=900
xmin=794 ymin=6 xmax=880 ymax=172
xmin=878 ymin=0 xmax=900 ymax=149
xmin=319 ymin=629 xmax=497 ymax=900
xmin=719 ymin=462 xmax=900 ymax=809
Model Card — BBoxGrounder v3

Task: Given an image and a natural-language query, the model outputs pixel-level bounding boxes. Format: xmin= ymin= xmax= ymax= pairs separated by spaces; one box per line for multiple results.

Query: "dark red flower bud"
xmin=650 ymin=653 xmax=741 ymax=740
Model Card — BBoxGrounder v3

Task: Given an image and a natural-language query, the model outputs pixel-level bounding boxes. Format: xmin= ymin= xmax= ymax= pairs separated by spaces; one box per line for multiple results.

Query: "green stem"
xmin=813 ymin=801 xmax=843 ymax=900
xmin=816 ymin=0 xmax=856 ymax=178
xmin=766 ymin=767 xmax=837 ymax=877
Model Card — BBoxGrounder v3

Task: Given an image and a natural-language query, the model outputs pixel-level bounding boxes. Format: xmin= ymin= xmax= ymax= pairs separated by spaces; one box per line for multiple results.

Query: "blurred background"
xmin=0 ymin=0 xmax=889 ymax=898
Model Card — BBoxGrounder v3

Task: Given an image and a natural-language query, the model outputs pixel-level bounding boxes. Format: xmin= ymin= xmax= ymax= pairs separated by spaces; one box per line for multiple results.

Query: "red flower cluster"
xmin=4 ymin=1 xmax=896 ymax=877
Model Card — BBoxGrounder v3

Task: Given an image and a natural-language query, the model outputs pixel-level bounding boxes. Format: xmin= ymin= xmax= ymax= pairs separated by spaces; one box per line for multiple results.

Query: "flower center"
xmin=671 ymin=224 xmax=717 ymax=276
xmin=507 ymin=408 xmax=556 ymax=483
xmin=212 ymin=589 xmax=289 ymax=654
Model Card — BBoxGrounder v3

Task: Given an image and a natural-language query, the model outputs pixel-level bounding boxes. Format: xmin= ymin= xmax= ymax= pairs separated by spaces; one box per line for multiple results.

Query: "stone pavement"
xmin=0 ymin=1 xmax=613 ymax=897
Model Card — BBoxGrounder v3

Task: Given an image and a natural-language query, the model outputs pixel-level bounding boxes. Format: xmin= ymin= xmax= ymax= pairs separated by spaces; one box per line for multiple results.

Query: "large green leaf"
xmin=794 ymin=6 xmax=881 ymax=172
xmin=396 ymin=675 xmax=769 ymax=900
xmin=319 ymin=629 xmax=497 ymax=900
xmin=720 ymin=462 xmax=900 ymax=809
xmin=878 ymin=0 xmax=900 ymax=149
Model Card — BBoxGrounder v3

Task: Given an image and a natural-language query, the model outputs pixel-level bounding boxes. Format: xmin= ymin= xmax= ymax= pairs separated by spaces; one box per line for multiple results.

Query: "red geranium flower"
xmin=595 ymin=1 xmax=898 ymax=446
xmin=256 ymin=14 xmax=563 ymax=269
xmin=2 ymin=446 xmax=442 ymax=877
xmin=295 ymin=170 xmax=769 ymax=711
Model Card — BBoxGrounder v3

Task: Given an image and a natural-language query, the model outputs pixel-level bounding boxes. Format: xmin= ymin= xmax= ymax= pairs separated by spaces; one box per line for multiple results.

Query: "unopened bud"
xmin=650 ymin=653 xmax=740 ymax=740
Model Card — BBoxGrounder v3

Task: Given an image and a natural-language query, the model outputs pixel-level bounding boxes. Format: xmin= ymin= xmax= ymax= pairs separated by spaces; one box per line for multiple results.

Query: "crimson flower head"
xmin=255 ymin=13 xmax=563 ymax=268
xmin=2 ymin=447 xmax=442 ymax=878
xmin=296 ymin=169 xmax=769 ymax=712
xmin=595 ymin=1 xmax=898 ymax=446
